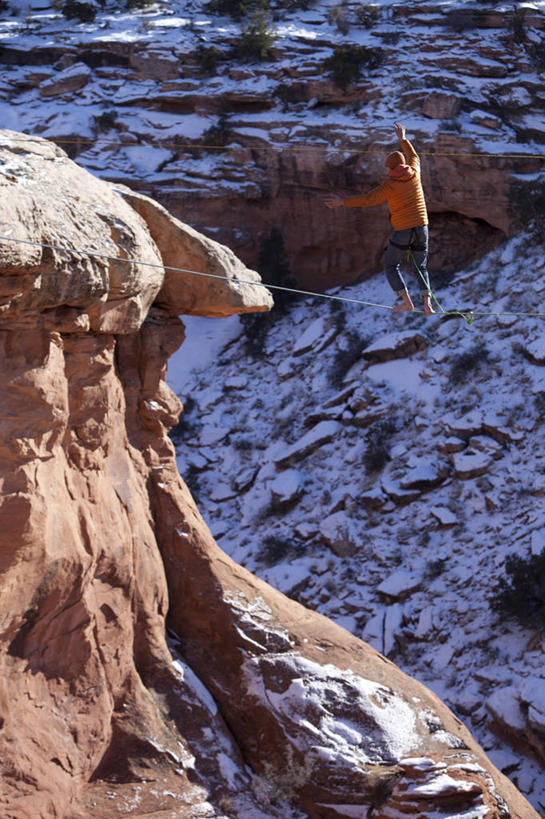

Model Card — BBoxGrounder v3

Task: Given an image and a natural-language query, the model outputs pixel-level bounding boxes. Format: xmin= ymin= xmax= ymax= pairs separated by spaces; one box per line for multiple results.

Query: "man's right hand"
xmin=394 ymin=121 xmax=406 ymax=141
xmin=324 ymin=194 xmax=343 ymax=209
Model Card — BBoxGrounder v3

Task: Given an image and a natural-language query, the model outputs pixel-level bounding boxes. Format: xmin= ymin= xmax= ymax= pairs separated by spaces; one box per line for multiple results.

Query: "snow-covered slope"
xmin=168 ymin=234 xmax=545 ymax=811
xmin=1 ymin=0 xmax=545 ymax=288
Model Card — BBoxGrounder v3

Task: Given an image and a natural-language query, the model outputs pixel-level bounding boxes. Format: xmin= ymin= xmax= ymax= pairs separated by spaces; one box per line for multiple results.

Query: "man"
xmin=324 ymin=122 xmax=434 ymax=316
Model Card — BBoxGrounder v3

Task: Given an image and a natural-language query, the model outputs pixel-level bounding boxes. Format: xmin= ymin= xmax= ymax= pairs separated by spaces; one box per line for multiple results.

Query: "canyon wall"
xmin=1 ymin=2 xmax=544 ymax=290
xmin=0 ymin=131 xmax=538 ymax=818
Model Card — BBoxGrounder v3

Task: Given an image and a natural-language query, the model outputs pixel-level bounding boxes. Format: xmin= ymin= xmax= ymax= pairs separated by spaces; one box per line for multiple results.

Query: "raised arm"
xmin=395 ymin=120 xmax=419 ymax=170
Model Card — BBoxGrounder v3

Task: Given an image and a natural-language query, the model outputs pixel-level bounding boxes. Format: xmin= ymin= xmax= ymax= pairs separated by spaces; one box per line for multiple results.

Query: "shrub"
xmin=355 ymin=3 xmax=379 ymax=28
xmin=509 ymin=176 xmax=545 ymax=237
xmin=196 ymin=44 xmax=223 ymax=75
xmin=324 ymin=44 xmax=383 ymax=89
xmin=363 ymin=418 xmax=397 ymax=474
xmin=490 ymin=549 xmax=545 ymax=629
xmin=426 ymin=558 xmax=447 ymax=579
xmin=126 ymin=0 xmax=155 ymax=7
xmin=199 ymin=110 xmax=232 ymax=150
xmin=257 ymin=535 xmax=294 ymax=565
xmin=233 ymin=8 xmax=275 ymax=61
xmin=205 ymin=0 xmax=263 ymax=19
xmin=94 ymin=110 xmax=117 ymax=131
xmin=448 ymin=345 xmax=490 ymax=385
xmin=527 ymin=39 xmax=545 ymax=69
xmin=62 ymin=0 xmax=97 ymax=22
xmin=511 ymin=7 xmax=526 ymax=43
xmin=445 ymin=9 xmax=476 ymax=32
xmin=168 ymin=395 xmax=199 ymax=445
xmin=240 ymin=227 xmax=297 ymax=357
xmin=183 ymin=465 xmax=202 ymax=503
xmin=328 ymin=5 xmax=350 ymax=35
xmin=328 ymin=330 xmax=368 ymax=388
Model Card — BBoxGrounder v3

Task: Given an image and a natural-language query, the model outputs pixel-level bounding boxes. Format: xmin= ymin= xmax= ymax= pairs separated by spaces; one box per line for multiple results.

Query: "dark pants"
xmin=384 ymin=225 xmax=430 ymax=296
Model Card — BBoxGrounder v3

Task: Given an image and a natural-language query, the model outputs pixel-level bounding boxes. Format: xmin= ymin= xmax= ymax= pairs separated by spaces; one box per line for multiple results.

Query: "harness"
xmin=388 ymin=227 xmax=427 ymax=253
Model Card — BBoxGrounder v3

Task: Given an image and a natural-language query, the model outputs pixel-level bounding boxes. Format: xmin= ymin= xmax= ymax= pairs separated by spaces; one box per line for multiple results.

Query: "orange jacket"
xmin=342 ymin=139 xmax=428 ymax=231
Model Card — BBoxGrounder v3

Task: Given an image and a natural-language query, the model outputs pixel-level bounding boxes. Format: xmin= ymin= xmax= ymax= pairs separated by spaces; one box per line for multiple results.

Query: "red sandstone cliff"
xmin=0 ymin=131 xmax=538 ymax=818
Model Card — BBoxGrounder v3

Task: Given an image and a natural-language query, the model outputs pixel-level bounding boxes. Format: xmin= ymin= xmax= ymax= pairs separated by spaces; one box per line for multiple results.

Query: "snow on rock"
xmin=271 ymin=469 xmax=305 ymax=510
xmin=319 ymin=511 xmax=359 ymax=557
xmin=400 ymin=459 xmax=449 ymax=491
xmin=384 ymin=602 xmax=404 ymax=656
xmin=522 ymin=335 xmax=545 ymax=365
xmin=377 ymin=570 xmax=421 ymax=603
xmin=293 ymin=316 xmax=338 ymax=356
xmin=430 ymin=505 xmax=458 ymax=527
xmin=244 ymin=654 xmax=420 ymax=767
xmin=452 ymin=450 xmax=494 ymax=480
xmin=362 ymin=331 xmax=427 ymax=363
xmin=274 ymin=420 xmax=341 ymax=468
xmin=39 ymin=62 xmax=91 ymax=97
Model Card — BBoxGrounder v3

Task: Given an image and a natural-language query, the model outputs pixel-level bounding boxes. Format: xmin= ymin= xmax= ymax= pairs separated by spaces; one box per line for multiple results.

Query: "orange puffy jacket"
xmin=342 ymin=139 xmax=428 ymax=231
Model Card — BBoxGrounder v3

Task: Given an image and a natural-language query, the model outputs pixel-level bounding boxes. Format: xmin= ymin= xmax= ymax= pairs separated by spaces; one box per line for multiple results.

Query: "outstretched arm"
xmin=324 ymin=194 xmax=344 ymax=209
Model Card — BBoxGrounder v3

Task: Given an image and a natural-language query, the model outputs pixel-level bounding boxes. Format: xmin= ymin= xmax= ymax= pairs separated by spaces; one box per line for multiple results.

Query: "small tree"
xmin=62 ymin=0 xmax=97 ymax=22
xmin=324 ymin=44 xmax=383 ymax=89
xmin=233 ymin=8 xmax=275 ymax=61
xmin=490 ymin=549 xmax=545 ymax=629
xmin=355 ymin=3 xmax=379 ymax=28
xmin=363 ymin=418 xmax=397 ymax=474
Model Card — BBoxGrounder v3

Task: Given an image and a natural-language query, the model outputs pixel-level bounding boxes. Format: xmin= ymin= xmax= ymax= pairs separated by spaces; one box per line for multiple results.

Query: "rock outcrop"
xmin=0 ymin=132 xmax=538 ymax=818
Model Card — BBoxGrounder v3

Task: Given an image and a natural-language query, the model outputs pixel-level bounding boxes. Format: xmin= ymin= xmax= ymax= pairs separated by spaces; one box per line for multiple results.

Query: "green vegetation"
xmin=62 ymin=0 xmax=97 ymax=23
xmin=328 ymin=330 xmax=368 ymax=388
xmin=328 ymin=5 xmax=350 ymax=35
xmin=355 ymin=3 xmax=379 ymax=28
xmin=232 ymin=8 xmax=275 ymax=61
xmin=196 ymin=44 xmax=224 ymax=75
xmin=448 ymin=345 xmax=490 ymax=385
xmin=93 ymin=110 xmax=118 ymax=132
xmin=206 ymin=0 xmax=313 ymax=16
xmin=508 ymin=176 xmax=545 ymax=239
xmin=205 ymin=0 xmax=268 ymax=20
xmin=490 ymin=549 xmax=545 ymax=629
xmin=257 ymin=535 xmax=294 ymax=565
xmin=527 ymin=38 xmax=545 ymax=69
xmin=363 ymin=418 xmax=397 ymax=474
xmin=324 ymin=44 xmax=384 ymax=89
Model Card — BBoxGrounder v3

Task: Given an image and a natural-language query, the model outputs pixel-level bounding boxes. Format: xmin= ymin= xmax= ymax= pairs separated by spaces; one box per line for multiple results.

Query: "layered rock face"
xmin=0 ymin=131 xmax=538 ymax=818
xmin=1 ymin=1 xmax=544 ymax=289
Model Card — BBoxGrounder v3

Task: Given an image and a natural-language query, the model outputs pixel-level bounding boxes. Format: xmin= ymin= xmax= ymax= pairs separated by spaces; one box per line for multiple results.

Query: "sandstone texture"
xmin=0 ymin=132 xmax=538 ymax=818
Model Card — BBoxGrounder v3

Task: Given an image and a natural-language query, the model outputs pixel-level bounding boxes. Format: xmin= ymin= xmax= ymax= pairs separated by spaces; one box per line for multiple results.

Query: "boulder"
xmin=118 ymin=187 xmax=274 ymax=318
xmin=362 ymin=331 xmax=428 ymax=363
xmin=39 ymin=62 xmax=91 ymax=97
xmin=422 ymin=91 xmax=463 ymax=119
xmin=319 ymin=510 xmax=358 ymax=557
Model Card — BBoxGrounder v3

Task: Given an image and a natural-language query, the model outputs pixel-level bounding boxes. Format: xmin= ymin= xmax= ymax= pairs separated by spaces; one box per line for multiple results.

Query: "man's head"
xmin=385 ymin=151 xmax=404 ymax=170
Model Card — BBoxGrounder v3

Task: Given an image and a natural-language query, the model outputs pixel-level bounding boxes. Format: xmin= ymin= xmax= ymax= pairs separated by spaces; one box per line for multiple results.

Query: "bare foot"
xmin=393 ymin=292 xmax=414 ymax=312
xmin=423 ymin=295 xmax=435 ymax=316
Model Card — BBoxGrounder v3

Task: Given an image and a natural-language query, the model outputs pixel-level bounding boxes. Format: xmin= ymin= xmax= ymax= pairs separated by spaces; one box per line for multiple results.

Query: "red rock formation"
xmin=0 ymin=132 xmax=538 ymax=818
